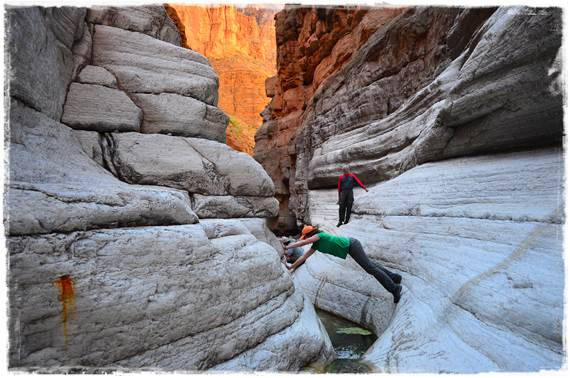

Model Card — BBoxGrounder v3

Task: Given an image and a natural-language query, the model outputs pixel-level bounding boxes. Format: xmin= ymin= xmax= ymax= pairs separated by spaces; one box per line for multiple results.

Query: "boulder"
xmin=77 ymin=65 xmax=118 ymax=88
xmin=92 ymin=24 xmax=218 ymax=105
xmin=6 ymin=100 xmax=197 ymax=236
xmin=87 ymin=5 xmax=181 ymax=45
xmin=6 ymin=6 xmax=86 ymax=120
xmin=303 ymin=148 xmax=564 ymax=372
xmin=135 ymin=93 xmax=228 ymax=141
xmin=61 ymin=83 xmax=142 ymax=132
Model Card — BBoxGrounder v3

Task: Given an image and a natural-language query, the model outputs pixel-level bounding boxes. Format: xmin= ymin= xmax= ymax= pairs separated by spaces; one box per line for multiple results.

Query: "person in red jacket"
xmin=337 ymin=167 xmax=368 ymax=227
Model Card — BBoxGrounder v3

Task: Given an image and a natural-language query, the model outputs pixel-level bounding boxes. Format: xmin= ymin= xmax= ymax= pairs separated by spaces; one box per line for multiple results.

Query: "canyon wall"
xmin=254 ymin=5 xmax=406 ymax=233
xmin=5 ymin=6 xmax=333 ymax=371
xmin=263 ymin=5 xmax=564 ymax=373
xmin=167 ymin=4 xmax=278 ymax=154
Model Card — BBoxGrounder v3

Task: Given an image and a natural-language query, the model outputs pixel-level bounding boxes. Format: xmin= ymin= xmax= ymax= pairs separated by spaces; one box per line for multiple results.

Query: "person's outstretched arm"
xmin=288 ymin=248 xmax=316 ymax=272
xmin=350 ymin=173 xmax=368 ymax=192
xmin=285 ymin=234 xmax=319 ymax=249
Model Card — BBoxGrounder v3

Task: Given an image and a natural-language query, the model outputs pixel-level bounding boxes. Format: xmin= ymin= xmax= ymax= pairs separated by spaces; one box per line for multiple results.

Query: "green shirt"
xmin=311 ymin=232 xmax=350 ymax=259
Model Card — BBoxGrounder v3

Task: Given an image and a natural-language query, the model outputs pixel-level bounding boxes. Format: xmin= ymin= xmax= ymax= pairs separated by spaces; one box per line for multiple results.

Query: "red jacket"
xmin=337 ymin=173 xmax=367 ymax=192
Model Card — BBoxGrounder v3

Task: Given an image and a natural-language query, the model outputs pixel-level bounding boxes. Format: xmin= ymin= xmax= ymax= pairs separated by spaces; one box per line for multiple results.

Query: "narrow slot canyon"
xmin=4 ymin=2 xmax=565 ymax=374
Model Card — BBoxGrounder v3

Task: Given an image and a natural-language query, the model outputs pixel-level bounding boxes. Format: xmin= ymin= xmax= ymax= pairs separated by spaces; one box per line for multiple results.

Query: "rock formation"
xmin=166 ymin=4 xmax=279 ymax=154
xmin=5 ymin=5 xmax=333 ymax=371
xmin=254 ymin=5 xmax=406 ymax=232
xmin=260 ymin=5 xmax=564 ymax=373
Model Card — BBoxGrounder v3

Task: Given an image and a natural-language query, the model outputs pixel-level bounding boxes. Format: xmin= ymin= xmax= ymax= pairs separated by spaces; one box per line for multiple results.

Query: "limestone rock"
xmin=192 ymin=195 xmax=279 ymax=219
xmin=99 ymin=132 xmax=275 ymax=197
xmin=253 ymin=6 xmax=405 ymax=232
xmin=6 ymin=6 xmax=87 ymax=120
xmin=232 ymin=218 xmax=283 ymax=253
xmin=72 ymin=22 xmax=93 ymax=80
xmin=87 ymin=5 xmax=181 ymax=45
xmin=61 ymin=83 xmax=142 ymax=132
xmin=295 ymin=7 xmax=562 ymax=224
xmin=8 ymin=223 xmax=330 ymax=370
xmin=304 ymin=148 xmax=564 ymax=372
xmin=6 ymin=100 xmax=197 ymax=236
xmin=135 ymin=93 xmax=228 ymax=141
xmin=77 ymin=65 xmax=118 ymax=88
xmin=92 ymin=24 xmax=218 ymax=105
xmin=72 ymin=130 xmax=105 ymax=167
xmin=212 ymin=292 xmax=335 ymax=371
xmin=6 ymin=5 xmax=327 ymax=372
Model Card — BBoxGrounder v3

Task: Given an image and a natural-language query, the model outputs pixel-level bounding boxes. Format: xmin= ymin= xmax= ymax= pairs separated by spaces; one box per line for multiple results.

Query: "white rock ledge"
xmin=302 ymin=148 xmax=564 ymax=373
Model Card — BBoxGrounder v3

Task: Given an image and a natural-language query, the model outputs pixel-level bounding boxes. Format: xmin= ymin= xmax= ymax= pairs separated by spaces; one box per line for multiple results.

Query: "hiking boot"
xmin=336 ymin=221 xmax=343 ymax=227
xmin=392 ymin=284 xmax=402 ymax=304
xmin=392 ymin=274 xmax=402 ymax=284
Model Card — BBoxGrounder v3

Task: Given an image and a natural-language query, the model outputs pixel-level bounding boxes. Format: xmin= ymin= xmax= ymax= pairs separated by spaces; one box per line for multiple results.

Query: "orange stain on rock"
xmin=54 ymin=275 xmax=76 ymax=346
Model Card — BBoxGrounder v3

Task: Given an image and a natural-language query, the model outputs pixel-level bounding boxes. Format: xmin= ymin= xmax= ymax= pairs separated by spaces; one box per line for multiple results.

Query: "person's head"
xmin=299 ymin=224 xmax=320 ymax=240
xmin=343 ymin=166 xmax=350 ymax=174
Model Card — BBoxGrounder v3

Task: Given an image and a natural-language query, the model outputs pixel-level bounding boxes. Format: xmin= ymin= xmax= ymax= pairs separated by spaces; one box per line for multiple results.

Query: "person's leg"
xmin=348 ymin=238 xmax=396 ymax=293
xmin=344 ymin=190 xmax=354 ymax=223
xmin=372 ymin=261 xmax=402 ymax=284
xmin=338 ymin=191 xmax=348 ymax=226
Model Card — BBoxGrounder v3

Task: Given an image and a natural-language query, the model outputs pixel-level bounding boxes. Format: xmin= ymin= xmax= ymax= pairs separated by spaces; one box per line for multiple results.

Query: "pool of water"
xmin=303 ymin=309 xmax=377 ymax=373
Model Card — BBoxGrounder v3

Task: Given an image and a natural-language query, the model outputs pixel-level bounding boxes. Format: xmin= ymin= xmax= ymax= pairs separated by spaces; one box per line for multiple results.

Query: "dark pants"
xmin=348 ymin=238 xmax=397 ymax=294
xmin=339 ymin=189 xmax=354 ymax=223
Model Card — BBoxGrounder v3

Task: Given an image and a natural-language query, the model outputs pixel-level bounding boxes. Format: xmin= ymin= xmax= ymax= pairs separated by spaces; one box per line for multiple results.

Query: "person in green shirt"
xmin=284 ymin=225 xmax=403 ymax=303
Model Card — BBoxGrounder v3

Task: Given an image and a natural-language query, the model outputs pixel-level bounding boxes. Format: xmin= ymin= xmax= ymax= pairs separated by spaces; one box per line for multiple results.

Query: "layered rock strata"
xmin=301 ymin=148 xmax=564 ymax=372
xmin=167 ymin=4 xmax=279 ymax=154
xmin=254 ymin=5 xmax=406 ymax=232
xmin=6 ymin=5 xmax=332 ymax=371
xmin=266 ymin=6 xmax=562 ymax=226
xmin=264 ymin=5 xmax=564 ymax=374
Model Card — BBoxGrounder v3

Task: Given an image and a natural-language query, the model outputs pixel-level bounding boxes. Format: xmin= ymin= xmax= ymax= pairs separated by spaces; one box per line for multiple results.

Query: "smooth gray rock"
xmin=5 ymin=100 xmax=197 ymax=236
xmin=7 ymin=223 xmax=330 ymax=370
xmin=87 ymin=5 xmax=181 ymax=45
xmin=304 ymin=148 xmax=564 ymax=373
xmin=77 ymin=65 xmax=118 ymax=88
xmin=72 ymin=22 xmax=93 ymax=80
xmin=192 ymin=195 xmax=279 ymax=219
xmin=200 ymin=218 xmax=283 ymax=253
xmin=6 ymin=6 xmax=86 ymax=120
xmin=61 ymin=83 xmax=142 ymax=132
xmin=135 ymin=93 xmax=228 ymax=141
xmin=305 ymin=7 xmax=562 ymax=190
xmin=212 ymin=291 xmax=335 ymax=371
xmin=92 ymin=24 xmax=218 ymax=105
xmin=72 ymin=130 xmax=105 ymax=167
xmin=99 ymin=132 xmax=275 ymax=198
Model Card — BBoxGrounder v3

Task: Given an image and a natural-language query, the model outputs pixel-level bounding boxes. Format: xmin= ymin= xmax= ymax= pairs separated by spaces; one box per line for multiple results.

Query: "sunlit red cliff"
xmin=166 ymin=4 xmax=279 ymax=154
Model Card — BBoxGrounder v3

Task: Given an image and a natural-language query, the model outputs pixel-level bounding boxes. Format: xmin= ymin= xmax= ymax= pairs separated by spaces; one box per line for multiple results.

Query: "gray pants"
xmin=348 ymin=238 xmax=397 ymax=293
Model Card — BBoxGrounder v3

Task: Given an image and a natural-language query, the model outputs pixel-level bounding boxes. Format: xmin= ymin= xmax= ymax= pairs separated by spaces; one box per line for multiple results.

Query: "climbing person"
xmin=283 ymin=225 xmax=403 ymax=303
xmin=337 ymin=167 xmax=368 ymax=227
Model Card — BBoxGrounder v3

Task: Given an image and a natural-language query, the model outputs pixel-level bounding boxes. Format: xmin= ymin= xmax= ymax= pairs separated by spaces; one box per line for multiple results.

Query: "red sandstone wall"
xmin=167 ymin=4 xmax=278 ymax=154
